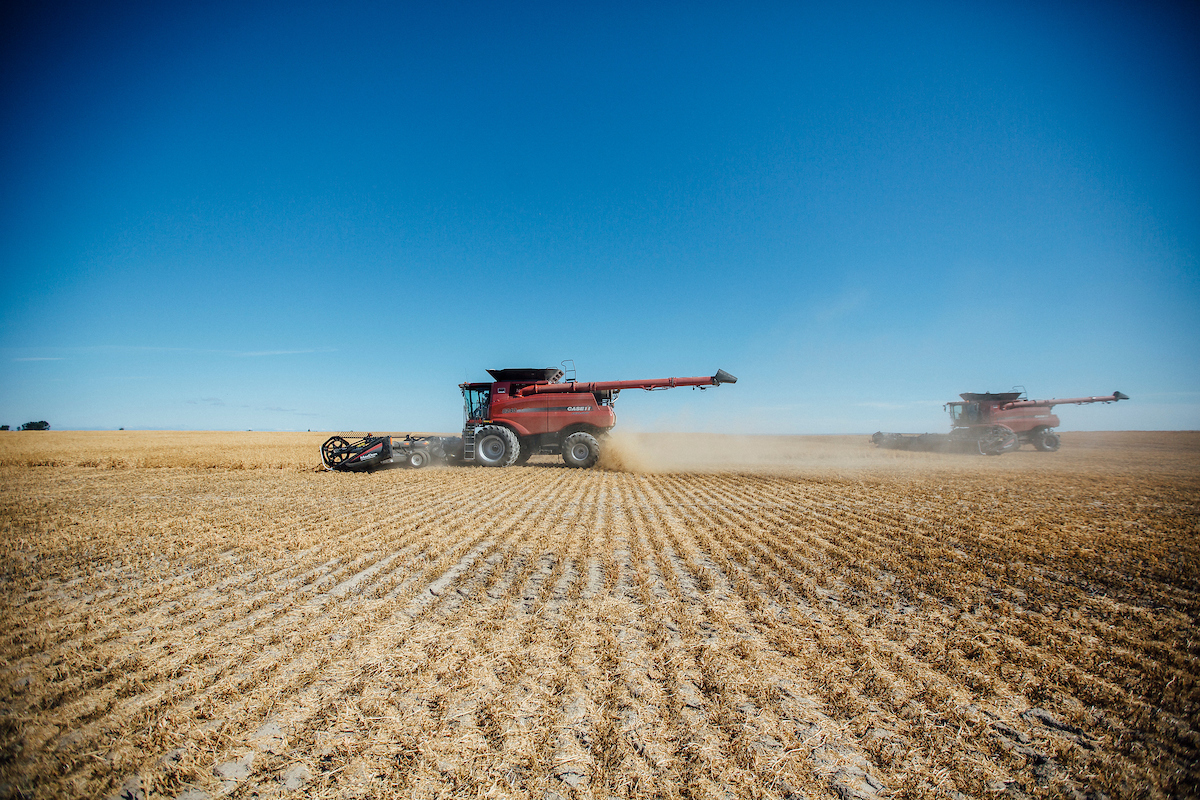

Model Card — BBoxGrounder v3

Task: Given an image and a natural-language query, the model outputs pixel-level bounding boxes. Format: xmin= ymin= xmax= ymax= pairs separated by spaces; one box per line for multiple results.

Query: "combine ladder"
xmin=462 ymin=426 xmax=476 ymax=463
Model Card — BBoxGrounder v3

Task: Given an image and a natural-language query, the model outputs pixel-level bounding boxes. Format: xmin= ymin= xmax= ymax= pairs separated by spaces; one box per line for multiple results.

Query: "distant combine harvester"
xmin=872 ymin=388 xmax=1129 ymax=456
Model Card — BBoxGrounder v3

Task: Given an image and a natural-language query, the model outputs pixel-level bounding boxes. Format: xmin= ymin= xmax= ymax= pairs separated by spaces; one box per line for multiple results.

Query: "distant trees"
xmin=0 ymin=425 xmax=8 ymax=431
xmin=19 ymin=421 xmax=50 ymax=431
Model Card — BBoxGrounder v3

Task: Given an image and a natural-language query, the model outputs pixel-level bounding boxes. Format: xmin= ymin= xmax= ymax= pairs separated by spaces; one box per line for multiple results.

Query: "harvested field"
xmin=0 ymin=431 xmax=1197 ymax=799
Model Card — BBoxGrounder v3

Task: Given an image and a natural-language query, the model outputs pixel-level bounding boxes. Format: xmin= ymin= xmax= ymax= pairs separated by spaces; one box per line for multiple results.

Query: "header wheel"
xmin=321 ymin=436 xmax=352 ymax=469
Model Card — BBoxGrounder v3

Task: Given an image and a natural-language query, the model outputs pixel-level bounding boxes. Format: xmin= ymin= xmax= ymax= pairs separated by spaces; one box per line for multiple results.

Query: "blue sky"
xmin=2 ymin=1 xmax=1197 ymax=433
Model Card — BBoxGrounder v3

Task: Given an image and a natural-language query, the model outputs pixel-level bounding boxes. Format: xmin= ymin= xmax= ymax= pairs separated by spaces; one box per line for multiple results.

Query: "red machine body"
xmin=873 ymin=389 xmax=1129 ymax=455
xmin=320 ymin=366 xmax=737 ymax=472
xmin=459 ymin=367 xmax=736 ymax=467
xmin=947 ymin=391 xmax=1129 ymax=440
xmin=466 ymin=379 xmax=617 ymax=439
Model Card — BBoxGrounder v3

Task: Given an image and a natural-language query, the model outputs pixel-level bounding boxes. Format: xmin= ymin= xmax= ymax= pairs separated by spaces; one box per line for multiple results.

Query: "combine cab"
xmin=872 ymin=389 xmax=1129 ymax=455
xmin=322 ymin=366 xmax=737 ymax=471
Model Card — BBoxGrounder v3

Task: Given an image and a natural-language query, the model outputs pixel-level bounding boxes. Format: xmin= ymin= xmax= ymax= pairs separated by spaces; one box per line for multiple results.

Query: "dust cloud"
xmin=594 ymin=430 xmax=1192 ymax=478
xmin=597 ymin=430 xmax=925 ymax=475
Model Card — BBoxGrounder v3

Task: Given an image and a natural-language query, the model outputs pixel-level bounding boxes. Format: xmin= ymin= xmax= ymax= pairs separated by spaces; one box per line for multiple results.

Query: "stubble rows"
xmin=0 ymin=460 xmax=1196 ymax=799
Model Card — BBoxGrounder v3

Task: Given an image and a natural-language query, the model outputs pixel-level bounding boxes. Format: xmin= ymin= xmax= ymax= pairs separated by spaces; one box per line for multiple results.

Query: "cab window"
xmin=463 ymin=388 xmax=490 ymax=421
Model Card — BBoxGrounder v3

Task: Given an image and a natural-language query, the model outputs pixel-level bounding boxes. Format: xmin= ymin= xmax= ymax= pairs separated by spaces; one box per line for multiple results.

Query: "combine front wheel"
xmin=475 ymin=425 xmax=519 ymax=467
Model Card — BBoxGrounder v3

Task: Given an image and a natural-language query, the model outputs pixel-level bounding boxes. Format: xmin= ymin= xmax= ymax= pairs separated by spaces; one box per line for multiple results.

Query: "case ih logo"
xmin=567 ymin=406 xmax=589 ymax=412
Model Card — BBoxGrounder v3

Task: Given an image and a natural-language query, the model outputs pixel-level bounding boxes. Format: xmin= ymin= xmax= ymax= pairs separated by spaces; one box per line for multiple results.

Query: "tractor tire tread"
xmin=474 ymin=425 xmax=520 ymax=467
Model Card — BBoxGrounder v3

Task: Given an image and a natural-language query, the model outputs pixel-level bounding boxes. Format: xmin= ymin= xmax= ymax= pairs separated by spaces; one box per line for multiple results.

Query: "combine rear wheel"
xmin=321 ymin=436 xmax=352 ymax=469
xmin=1033 ymin=429 xmax=1061 ymax=452
xmin=562 ymin=432 xmax=600 ymax=468
xmin=475 ymin=425 xmax=519 ymax=467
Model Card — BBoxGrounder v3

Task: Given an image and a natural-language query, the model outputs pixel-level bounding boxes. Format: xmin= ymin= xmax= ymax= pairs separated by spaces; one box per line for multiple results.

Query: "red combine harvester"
xmin=871 ymin=389 xmax=1130 ymax=455
xmin=321 ymin=366 xmax=737 ymax=471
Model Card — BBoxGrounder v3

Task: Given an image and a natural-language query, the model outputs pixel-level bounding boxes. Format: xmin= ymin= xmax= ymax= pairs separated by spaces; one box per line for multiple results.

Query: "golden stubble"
xmin=0 ymin=431 xmax=1196 ymax=799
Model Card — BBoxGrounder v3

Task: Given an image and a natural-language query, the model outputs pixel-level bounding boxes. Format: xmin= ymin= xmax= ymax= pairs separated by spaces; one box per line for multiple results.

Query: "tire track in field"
xmin=622 ymin=475 xmax=745 ymax=799
xmin=308 ymin=470 xmax=602 ymax=798
xmin=530 ymin=475 xmax=604 ymax=799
